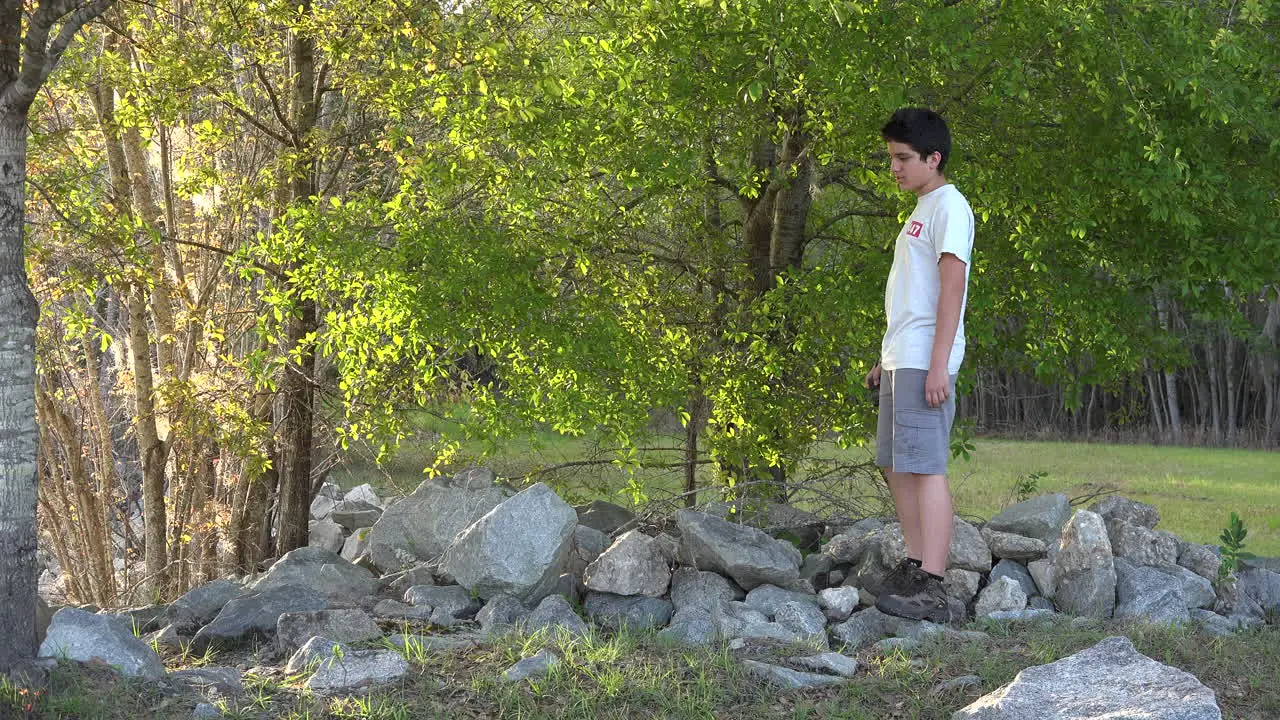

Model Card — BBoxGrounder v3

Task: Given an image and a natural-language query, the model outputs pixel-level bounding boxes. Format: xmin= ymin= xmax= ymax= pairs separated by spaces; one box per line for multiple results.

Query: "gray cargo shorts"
xmin=875 ymin=368 xmax=957 ymax=475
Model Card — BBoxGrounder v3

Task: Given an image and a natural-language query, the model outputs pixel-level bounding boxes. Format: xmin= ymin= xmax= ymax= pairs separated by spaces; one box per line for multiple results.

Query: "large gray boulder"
xmin=1177 ymin=543 xmax=1221 ymax=582
xmin=822 ymin=523 xmax=882 ymax=565
xmin=163 ymin=580 xmax=243 ymax=629
xmin=676 ymin=510 xmax=802 ymax=591
xmin=1238 ymin=568 xmax=1280 ymax=614
xmin=976 ymin=576 xmax=1028 ymax=618
xmin=1107 ymin=520 xmax=1178 ymax=568
xmin=194 ymin=584 xmax=328 ymax=648
xmin=952 ymin=635 xmax=1220 ymax=720
xmin=775 ymin=600 xmax=828 ymax=644
xmin=344 ymin=483 xmax=383 ymax=508
xmin=1154 ymin=564 xmax=1216 ymax=610
xmin=39 ymin=608 xmax=165 ymax=680
xmin=340 ymin=527 xmax=372 ymax=565
xmin=658 ymin=607 xmax=717 ymax=646
xmin=986 ymin=494 xmax=1071 ymax=545
xmin=950 ymin=518 xmax=994 ymax=573
xmin=583 ymin=530 xmax=671 ymax=597
xmin=310 ymin=494 xmax=337 ymax=521
xmin=830 ymin=607 xmax=901 ymax=650
xmin=439 ymin=482 xmax=577 ymax=603
xmin=309 ymin=518 xmax=346 ymax=554
xmin=744 ymin=584 xmax=819 ymax=618
xmin=1113 ymin=559 xmax=1191 ymax=624
xmin=276 ymin=608 xmax=382 ymax=652
xmin=575 ymin=500 xmax=636 ymax=535
xmin=989 ymin=560 xmax=1037 ymax=600
xmin=669 ymin=567 xmax=742 ymax=613
xmin=524 ymin=594 xmax=590 ymax=639
xmin=842 ymin=524 xmax=908 ymax=594
xmin=1050 ymin=510 xmax=1115 ymax=618
xmin=248 ymin=547 xmax=376 ymax=601
xmin=476 ymin=594 xmax=529 ymax=634
xmin=945 ymin=568 xmax=982 ymax=605
xmin=367 ymin=467 xmax=512 ymax=572
xmin=583 ymin=593 xmax=674 ymax=631
xmin=567 ymin=525 xmax=609 ymax=577
xmin=404 ymin=584 xmax=482 ymax=620
xmin=982 ymin=528 xmax=1048 ymax=561
xmin=1027 ymin=560 xmax=1055 ymax=599
xmin=1090 ymin=496 xmax=1160 ymax=529
xmin=329 ymin=499 xmax=383 ymax=532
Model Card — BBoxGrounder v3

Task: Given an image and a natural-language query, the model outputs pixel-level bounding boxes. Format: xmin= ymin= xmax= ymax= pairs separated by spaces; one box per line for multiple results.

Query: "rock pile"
xmin=36 ymin=470 xmax=1277 ymax=716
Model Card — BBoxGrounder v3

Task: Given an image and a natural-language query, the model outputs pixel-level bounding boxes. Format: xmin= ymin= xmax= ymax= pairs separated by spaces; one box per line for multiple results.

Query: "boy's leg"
xmin=877 ymin=370 xmax=924 ymax=562
xmin=884 ymin=469 xmax=923 ymax=562
xmin=913 ymin=473 xmax=954 ymax=576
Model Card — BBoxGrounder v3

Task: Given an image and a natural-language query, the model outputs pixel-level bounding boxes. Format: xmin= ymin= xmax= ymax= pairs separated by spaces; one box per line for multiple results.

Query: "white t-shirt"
xmin=880 ymin=183 xmax=974 ymax=375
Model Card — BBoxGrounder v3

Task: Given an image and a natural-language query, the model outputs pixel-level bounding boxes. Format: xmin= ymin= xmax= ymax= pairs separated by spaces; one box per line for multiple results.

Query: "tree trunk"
xmin=274 ymin=9 xmax=320 ymax=555
xmin=127 ymin=286 xmax=169 ymax=595
xmin=1154 ymin=293 xmax=1182 ymax=442
xmin=0 ymin=112 xmax=40 ymax=671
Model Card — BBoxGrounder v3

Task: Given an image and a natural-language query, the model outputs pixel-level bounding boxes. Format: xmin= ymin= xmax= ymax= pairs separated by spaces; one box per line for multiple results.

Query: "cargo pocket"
xmin=894 ymin=407 xmax=943 ymax=469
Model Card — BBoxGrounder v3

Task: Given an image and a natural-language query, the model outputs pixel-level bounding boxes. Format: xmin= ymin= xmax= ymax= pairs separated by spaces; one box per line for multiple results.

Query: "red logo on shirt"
xmin=907 ymin=221 xmax=924 ymax=238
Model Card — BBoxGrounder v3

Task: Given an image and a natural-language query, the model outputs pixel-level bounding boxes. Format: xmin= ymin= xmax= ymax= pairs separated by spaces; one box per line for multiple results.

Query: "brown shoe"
xmin=877 ymin=558 xmax=927 ymax=598
xmin=875 ymin=573 xmax=954 ymax=623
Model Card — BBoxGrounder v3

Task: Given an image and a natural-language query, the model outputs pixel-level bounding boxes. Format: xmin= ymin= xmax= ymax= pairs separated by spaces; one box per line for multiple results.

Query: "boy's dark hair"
xmin=881 ymin=108 xmax=952 ymax=172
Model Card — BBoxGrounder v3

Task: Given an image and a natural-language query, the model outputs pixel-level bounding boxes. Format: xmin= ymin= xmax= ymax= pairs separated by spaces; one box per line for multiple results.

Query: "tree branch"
xmin=3 ymin=0 xmax=111 ymax=111
xmin=218 ymin=98 xmax=291 ymax=145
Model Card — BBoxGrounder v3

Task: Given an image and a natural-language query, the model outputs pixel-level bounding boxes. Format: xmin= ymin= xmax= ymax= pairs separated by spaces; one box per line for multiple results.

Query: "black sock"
xmin=906 ymin=557 xmax=923 ymax=568
xmin=927 ymin=571 xmax=945 ymax=582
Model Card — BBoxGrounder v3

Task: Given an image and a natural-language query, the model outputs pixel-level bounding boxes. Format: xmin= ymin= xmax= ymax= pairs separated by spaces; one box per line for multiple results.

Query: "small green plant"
xmin=1218 ymin=511 xmax=1255 ymax=581
xmin=950 ymin=418 xmax=976 ymax=461
xmin=1012 ymin=471 xmax=1047 ymax=503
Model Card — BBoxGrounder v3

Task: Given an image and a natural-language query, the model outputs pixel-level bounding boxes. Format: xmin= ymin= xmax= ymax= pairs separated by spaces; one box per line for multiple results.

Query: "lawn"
xmin=331 ymin=426 xmax=1280 ymax=557
xmin=945 ymin=439 xmax=1280 ymax=556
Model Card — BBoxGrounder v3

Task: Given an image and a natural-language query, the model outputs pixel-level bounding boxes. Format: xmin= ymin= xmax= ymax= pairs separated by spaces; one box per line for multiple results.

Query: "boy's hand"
xmin=925 ymin=367 xmax=950 ymax=407
xmin=865 ymin=362 xmax=882 ymax=390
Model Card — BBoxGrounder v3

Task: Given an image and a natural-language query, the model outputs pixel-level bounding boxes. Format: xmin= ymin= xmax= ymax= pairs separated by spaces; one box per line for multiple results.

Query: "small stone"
xmin=975 ymin=576 xmax=1027 ymax=618
xmin=502 ymin=649 xmax=559 ymax=682
xmin=934 ymin=675 xmax=982 ymax=694
xmin=875 ymin=637 xmax=921 ymax=654
xmin=944 ymin=569 xmax=981 ymax=605
xmin=818 ymin=586 xmax=860 ymax=622
xmin=792 ymin=652 xmax=859 ymax=678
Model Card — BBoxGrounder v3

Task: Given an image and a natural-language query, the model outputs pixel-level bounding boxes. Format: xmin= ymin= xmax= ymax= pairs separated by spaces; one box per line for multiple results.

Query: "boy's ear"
xmin=927 ymin=151 xmax=943 ymax=171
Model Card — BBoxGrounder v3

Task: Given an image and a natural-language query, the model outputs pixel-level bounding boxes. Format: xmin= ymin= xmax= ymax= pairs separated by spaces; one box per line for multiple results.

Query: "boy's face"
xmin=887 ymin=140 xmax=942 ymax=195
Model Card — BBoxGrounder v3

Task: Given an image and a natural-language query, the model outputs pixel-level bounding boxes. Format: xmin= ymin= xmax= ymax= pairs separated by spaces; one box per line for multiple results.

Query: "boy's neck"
xmin=915 ymin=174 xmax=948 ymax=197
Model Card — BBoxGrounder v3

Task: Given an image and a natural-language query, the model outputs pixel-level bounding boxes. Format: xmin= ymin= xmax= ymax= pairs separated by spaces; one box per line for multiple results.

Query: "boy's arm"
xmin=926 ymin=253 xmax=966 ymax=407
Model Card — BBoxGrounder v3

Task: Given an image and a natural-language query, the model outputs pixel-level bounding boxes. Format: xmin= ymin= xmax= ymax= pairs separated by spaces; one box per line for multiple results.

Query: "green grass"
xmin=945 ymin=439 xmax=1280 ymax=556
xmin=333 ymin=423 xmax=1280 ymax=557
xmin=16 ymin=620 xmax=1280 ymax=719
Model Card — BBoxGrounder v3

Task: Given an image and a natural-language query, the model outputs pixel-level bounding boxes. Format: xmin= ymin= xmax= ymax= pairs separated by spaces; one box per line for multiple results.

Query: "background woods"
xmin=13 ymin=0 xmax=1279 ymax=620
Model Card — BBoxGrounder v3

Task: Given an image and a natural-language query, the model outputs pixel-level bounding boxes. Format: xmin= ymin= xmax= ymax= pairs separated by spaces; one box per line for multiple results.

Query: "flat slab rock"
xmin=952 ymin=635 xmax=1220 ymax=720
xmin=305 ymin=649 xmax=410 ymax=693
xmin=742 ymin=660 xmax=849 ymax=689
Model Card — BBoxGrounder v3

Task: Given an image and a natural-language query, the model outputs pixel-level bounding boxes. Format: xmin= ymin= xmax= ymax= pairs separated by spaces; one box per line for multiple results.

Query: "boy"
xmin=864 ymin=108 xmax=974 ymax=623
